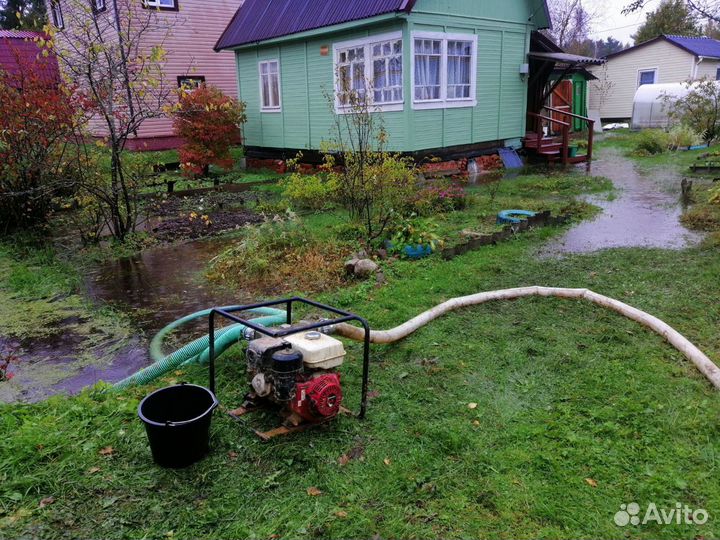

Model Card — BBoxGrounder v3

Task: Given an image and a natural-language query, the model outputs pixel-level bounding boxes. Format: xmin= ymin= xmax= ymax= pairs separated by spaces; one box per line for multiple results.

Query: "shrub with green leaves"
xmin=665 ymin=78 xmax=720 ymax=143
xmin=389 ymin=214 xmax=443 ymax=254
xmin=667 ymin=124 xmax=703 ymax=149
xmin=633 ymin=129 xmax=670 ymax=155
xmin=281 ymin=172 xmax=338 ymax=210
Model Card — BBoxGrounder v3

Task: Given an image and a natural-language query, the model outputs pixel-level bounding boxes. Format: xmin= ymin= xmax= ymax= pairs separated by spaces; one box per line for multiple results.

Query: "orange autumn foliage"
xmin=171 ymin=84 xmax=246 ymax=177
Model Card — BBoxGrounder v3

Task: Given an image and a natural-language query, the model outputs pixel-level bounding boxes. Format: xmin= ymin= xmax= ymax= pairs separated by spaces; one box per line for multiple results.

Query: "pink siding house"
xmin=48 ymin=0 xmax=244 ymax=151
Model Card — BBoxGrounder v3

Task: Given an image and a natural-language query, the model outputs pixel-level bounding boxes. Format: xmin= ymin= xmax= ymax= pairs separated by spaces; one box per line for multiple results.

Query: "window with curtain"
xmin=372 ymin=38 xmax=403 ymax=104
xmin=337 ymin=46 xmax=366 ymax=106
xmin=259 ymin=60 xmax=281 ymax=111
xmin=412 ymin=33 xmax=477 ymax=108
xmin=447 ymin=40 xmax=472 ymax=99
xmin=414 ymin=39 xmax=442 ymax=101
xmin=334 ymin=32 xmax=403 ymax=111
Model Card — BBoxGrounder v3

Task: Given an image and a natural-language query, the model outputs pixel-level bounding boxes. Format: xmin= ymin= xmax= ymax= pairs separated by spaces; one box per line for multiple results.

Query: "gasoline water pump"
xmin=208 ymin=298 xmax=371 ymax=440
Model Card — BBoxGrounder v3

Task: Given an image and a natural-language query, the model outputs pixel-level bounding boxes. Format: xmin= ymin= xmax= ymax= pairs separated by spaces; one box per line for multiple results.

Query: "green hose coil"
xmin=113 ymin=306 xmax=287 ymax=390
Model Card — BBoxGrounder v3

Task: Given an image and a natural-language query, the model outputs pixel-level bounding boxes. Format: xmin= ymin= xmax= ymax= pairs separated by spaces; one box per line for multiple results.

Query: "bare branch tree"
xmin=545 ymin=0 xmax=599 ymax=51
xmin=45 ymin=0 xmax=177 ymax=240
xmin=624 ymin=0 xmax=720 ymax=24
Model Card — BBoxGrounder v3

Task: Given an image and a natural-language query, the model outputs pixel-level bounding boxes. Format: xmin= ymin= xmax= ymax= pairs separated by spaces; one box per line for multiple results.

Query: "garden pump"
xmin=208 ymin=298 xmax=370 ymax=440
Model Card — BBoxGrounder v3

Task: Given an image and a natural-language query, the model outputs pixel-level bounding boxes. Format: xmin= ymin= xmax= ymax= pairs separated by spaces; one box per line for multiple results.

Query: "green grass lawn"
xmin=2 ymin=239 xmax=719 ymax=539
xmin=1 ymin=141 xmax=719 ymax=539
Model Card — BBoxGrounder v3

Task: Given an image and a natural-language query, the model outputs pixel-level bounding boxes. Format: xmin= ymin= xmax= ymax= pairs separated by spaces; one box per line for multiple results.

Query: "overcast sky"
xmin=587 ymin=0 xmax=657 ymax=44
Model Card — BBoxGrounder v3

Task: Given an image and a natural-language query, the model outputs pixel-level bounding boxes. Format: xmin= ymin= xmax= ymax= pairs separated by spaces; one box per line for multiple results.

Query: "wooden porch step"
xmin=539 ymin=143 xmax=563 ymax=151
xmin=525 ymin=142 xmax=558 ymax=150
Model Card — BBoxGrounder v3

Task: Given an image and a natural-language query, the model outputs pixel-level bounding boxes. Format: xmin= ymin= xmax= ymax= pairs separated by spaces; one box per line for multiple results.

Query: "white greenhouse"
xmin=631 ymin=81 xmax=720 ymax=129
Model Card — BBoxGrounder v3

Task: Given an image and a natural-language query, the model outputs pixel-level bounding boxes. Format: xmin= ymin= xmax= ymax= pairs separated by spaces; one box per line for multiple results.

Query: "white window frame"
xmin=411 ymin=31 xmax=478 ymax=110
xmin=144 ymin=0 xmax=177 ymax=9
xmin=637 ymin=67 xmax=658 ymax=87
xmin=93 ymin=0 xmax=106 ymax=12
xmin=50 ymin=0 xmax=64 ymax=28
xmin=333 ymin=31 xmax=404 ymax=114
xmin=258 ymin=59 xmax=282 ymax=113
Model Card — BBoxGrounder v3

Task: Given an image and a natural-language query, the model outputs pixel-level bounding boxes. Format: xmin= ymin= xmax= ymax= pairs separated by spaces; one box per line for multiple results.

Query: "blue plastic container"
xmin=403 ymin=244 xmax=433 ymax=259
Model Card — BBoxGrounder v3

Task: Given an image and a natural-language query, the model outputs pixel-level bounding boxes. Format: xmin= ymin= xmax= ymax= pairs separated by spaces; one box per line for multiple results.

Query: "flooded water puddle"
xmin=540 ymin=148 xmax=704 ymax=254
xmin=84 ymin=236 xmax=252 ymax=334
xmin=0 ymin=324 xmax=146 ymax=403
xmin=1 ymin=235 xmax=255 ymax=403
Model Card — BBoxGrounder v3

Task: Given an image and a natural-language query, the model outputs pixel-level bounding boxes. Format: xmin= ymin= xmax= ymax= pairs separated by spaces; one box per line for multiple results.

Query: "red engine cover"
xmin=290 ymin=373 xmax=343 ymax=421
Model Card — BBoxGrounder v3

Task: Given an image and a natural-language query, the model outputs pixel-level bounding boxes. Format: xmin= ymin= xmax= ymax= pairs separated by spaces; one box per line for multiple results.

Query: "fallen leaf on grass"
xmin=335 ymin=511 xmax=348 ymax=519
xmin=472 ymin=420 xmax=480 ymax=427
xmin=585 ymin=478 xmax=598 ymax=487
xmin=383 ymin=458 xmax=391 ymax=466
xmin=337 ymin=443 xmax=365 ymax=466
xmin=467 ymin=403 xmax=478 ymax=410
xmin=367 ymin=390 xmax=380 ymax=399
xmin=306 ymin=487 xmax=322 ymax=497
xmin=99 ymin=446 xmax=114 ymax=456
xmin=39 ymin=497 xmax=55 ymax=508
xmin=87 ymin=467 xmax=101 ymax=474
xmin=228 ymin=451 xmax=238 ymax=460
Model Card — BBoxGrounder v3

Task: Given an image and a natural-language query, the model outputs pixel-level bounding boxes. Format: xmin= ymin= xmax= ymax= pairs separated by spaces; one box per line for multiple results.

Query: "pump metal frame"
xmin=208 ymin=297 xmax=371 ymax=419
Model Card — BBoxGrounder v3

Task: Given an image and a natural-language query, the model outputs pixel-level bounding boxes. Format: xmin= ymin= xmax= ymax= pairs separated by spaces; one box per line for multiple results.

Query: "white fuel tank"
xmin=284 ymin=331 xmax=345 ymax=370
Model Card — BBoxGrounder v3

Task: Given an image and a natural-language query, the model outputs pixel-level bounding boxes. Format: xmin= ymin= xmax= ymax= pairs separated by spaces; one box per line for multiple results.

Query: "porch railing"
xmin=527 ymin=106 xmax=595 ymax=165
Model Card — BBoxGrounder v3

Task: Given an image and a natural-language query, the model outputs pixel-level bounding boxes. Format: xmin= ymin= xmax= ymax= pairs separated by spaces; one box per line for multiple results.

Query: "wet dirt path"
xmin=540 ymin=147 xmax=704 ymax=254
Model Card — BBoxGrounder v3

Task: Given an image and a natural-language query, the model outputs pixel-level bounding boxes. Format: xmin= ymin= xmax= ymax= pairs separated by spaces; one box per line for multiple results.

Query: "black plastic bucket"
xmin=138 ymin=383 xmax=219 ymax=468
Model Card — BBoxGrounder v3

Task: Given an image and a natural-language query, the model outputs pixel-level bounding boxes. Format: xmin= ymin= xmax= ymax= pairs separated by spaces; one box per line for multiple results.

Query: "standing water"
xmin=1 ymin=236 xmax=247 ymax=403
xmin=84 ymin=236 xmax=248 ymax=334
xmin=540 ymin=147 xmax=704 ymax=254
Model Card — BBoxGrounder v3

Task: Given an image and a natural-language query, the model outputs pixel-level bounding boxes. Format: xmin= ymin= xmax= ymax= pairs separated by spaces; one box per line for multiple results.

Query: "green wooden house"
xmin=215 ymin=0 xmax=553 ymax=159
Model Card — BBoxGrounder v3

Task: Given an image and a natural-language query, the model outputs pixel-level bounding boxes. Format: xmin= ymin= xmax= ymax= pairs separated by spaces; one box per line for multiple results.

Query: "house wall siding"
xmin=50 ymin=0 xmax=243 ymax=147
xmin=132 ymin=0 xmax=243 ymax=143
xmin=695 ymin=58 xmax=720 ymax=80
xmin=234 ymin=0 xmax=538 ymax=152
xmin=588 ymin=40 xmax=694 ymax=119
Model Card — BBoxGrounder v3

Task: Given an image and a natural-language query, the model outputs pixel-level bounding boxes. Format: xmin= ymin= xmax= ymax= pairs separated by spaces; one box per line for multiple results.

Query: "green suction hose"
xmin=113 ymin=306 xmax=287 ymax=390
xmin=149 ymin=306 xmax=285 ymax=362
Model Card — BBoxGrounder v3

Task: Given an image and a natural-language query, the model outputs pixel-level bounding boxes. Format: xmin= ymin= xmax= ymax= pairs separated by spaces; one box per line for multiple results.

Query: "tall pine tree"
xmin=0 ymin=0 xmax=47 ymax=31
xmin=632 ymin=0 xmax=702 ymax=44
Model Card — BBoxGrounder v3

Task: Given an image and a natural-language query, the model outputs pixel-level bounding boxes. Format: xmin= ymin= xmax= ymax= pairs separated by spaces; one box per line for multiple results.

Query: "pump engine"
xmin=242 ymin=330 xmax=345 ymax=425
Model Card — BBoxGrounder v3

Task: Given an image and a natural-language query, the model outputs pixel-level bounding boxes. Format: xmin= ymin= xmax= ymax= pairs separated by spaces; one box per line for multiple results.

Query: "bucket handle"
xmin=164 ymin=384 xmax=219 ymax=427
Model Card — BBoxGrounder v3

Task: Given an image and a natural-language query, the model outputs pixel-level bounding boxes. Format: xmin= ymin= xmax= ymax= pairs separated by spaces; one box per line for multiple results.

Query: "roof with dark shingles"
xmin=0 ymin=29 xmax=45 ymax=39
xmin=664 ymin=35 xmax=720 ymax=58
xmin=215 ymin=0 xmax=416 ymax=51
